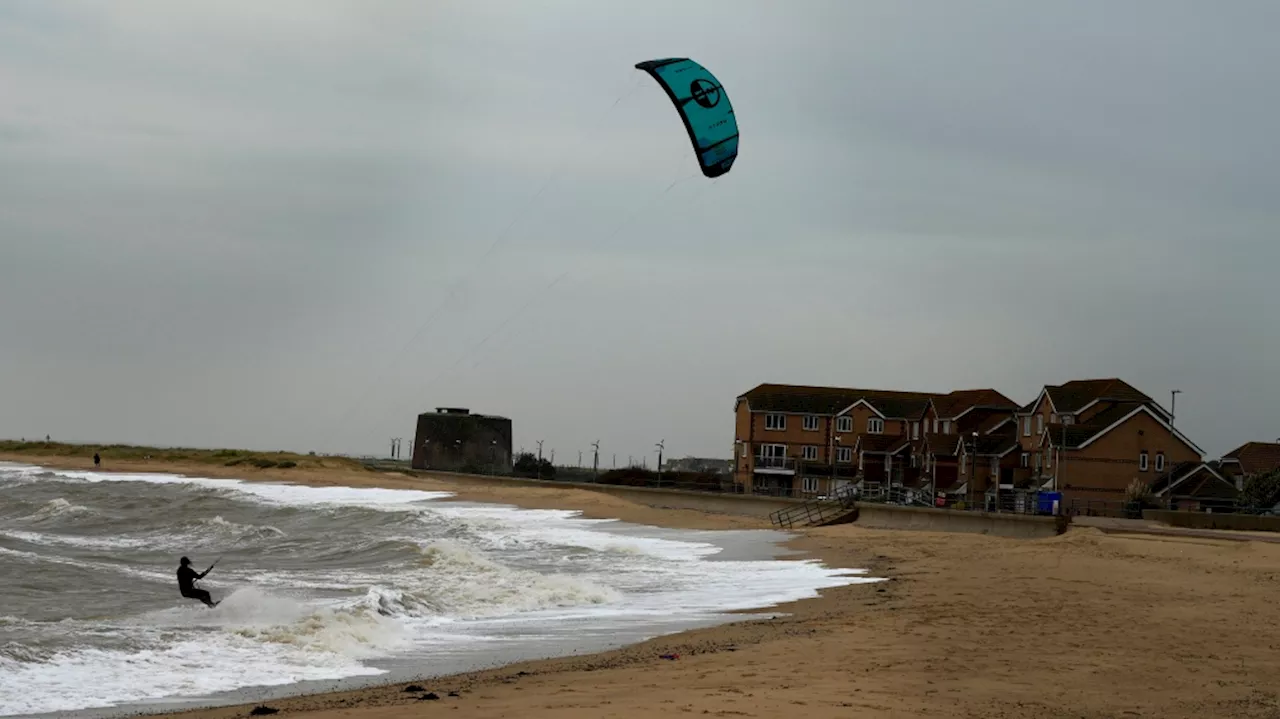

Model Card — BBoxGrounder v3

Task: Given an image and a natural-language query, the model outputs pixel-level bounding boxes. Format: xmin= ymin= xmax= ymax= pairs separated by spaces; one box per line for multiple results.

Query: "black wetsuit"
xmin=177 ymin=564 xmax=216 ymax=607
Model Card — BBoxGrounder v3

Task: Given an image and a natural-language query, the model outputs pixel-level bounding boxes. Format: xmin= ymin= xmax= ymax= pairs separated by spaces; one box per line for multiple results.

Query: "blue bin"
xmin=1036 ymin=491 xmax=1062 ymax=515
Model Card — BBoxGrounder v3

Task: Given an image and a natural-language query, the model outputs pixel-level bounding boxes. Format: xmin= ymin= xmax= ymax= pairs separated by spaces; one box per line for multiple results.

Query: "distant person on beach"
xmin=177 ymin=556 xmax=220 ymax=608
xmin=93 ymin=452 xmax=100 ymax=468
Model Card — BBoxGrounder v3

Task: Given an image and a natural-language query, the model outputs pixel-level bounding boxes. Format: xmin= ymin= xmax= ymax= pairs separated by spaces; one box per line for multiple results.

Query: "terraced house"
xmin=1013 ymin=378 xmax=1204 ymax=502
xmin=733 ymin=378 xmax=1221 ymax=508
xmin=732 ymin=384 xmax=935 ymax=497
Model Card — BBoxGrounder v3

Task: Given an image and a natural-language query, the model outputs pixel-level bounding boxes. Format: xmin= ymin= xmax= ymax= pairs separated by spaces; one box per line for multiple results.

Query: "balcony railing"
xmin=799 ymin=461 xmax=859 ymax=478
xmin=753 ymin=456 xmax=796 ymax=472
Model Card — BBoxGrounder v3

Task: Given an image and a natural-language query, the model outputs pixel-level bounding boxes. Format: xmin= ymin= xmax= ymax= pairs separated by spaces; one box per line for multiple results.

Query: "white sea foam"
xmin=0 ymin=463 xmax=880 ymax=717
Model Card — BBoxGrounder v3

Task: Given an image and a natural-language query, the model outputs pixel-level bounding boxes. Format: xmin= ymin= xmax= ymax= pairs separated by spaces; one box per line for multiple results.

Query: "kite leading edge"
xmin=634 ymin=58 xmax=738 ymax=178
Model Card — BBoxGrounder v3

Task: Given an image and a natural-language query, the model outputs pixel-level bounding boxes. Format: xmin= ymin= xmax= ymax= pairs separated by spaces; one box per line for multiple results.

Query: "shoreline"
xmin=10 ymin=453 xmax=1280 ymax=718
xmin=4 ymin=455 xmax=884 ymax=719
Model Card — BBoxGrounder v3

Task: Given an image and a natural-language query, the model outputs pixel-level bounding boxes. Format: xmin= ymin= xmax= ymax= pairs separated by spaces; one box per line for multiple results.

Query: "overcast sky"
xmin=2 ymin=0 xmax=1277 ymax=464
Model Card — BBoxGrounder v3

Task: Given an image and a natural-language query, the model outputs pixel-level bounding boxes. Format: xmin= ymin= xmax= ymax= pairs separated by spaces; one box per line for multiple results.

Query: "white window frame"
xmin=1155 ymin=452 xmax=1166 ymax=472
xmin=1021 ymin=452 xmax=1029 ymax=468
xmin=758 ymin=443 xmax=787 ymax=459
xmin=802 ymin=477 xmax=820 ymax=494
xmin=868 ymin=418 xmax=885 ymax=434
xmin=836 ymin=415 xmax=853 ymax=433
xmin=802 ymin=415 xmax=820 ymax=432
xmin=801 ymin=445 xmax=819 ymax=461
xmin=1046 ymin=448 xmax=1052 ymax=467
xmin=942 ymin=420 xmax=951 ymax=434
xmin=1139 ymin=451 xmax=1149 ymax=472
xmin=765 ymin=413 xmax=786 ymax=431
xmin=836 ymin=447 xmax=853 ymax=463
xmin=933 ymin=418 xmax=939 ymax=433
xmin=1036 ymin=414 xmax=1043 ymax=435
xmin=741 ymin=442 xmax=747 ymax=458
xmin=912 ymin=421 xmax=920 ymax=440
xmin=1023 ymin=416 xmax=1031 ymax=436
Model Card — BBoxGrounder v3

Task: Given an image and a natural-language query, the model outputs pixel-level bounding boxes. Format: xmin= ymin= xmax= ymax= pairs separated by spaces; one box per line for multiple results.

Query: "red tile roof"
xmin=738 ymin=384 xmax=939 ymax=418
xmin=1043 ymin=378 xmax=1153 ymax=413
xmin=1222 ymin=442 xmax=1280 ymax=476
xmin=932 ymin=388 xmax=1019 ymax=419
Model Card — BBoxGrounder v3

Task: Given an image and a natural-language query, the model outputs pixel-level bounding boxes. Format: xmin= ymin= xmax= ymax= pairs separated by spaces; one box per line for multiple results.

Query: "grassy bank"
xmin=0 ymin=440 xmax=359 ymax=472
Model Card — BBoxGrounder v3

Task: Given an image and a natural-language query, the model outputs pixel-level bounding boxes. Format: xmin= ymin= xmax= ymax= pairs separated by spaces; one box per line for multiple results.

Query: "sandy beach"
xmin=8 ymin=454 xmax=1280 ymax=719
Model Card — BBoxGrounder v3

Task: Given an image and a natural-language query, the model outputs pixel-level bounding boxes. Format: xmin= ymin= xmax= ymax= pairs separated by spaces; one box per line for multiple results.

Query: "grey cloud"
xmin=1 ymin=0 xmax=1277 ymax=462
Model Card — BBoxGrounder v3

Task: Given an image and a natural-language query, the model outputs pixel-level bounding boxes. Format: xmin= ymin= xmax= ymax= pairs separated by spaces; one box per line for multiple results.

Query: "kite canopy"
xmin=635 ymin=57 xmax=738 ymax=178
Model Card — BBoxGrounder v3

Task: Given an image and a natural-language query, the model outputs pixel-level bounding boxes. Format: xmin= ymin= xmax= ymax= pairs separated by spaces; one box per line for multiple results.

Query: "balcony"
xmin=753 ymin=456 xmax=796 ymax=474
xmin=800 ymin=461 xmax=860 ymax=478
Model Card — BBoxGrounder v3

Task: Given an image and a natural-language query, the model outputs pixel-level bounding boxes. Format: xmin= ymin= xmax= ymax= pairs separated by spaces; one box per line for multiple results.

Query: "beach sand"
xmin=9 ymin=454 xmax=1280 ymax=719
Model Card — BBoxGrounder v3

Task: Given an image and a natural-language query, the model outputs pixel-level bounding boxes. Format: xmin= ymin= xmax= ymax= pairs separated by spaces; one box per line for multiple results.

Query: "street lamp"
xmin=655 ymin=440 xmax=665 ymax=486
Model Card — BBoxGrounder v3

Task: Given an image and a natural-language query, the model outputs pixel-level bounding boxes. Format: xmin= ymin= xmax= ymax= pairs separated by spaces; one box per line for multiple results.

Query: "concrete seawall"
xmin=854 ymin=503 xmax=1068 ymax=539
xmin=410 ymin=470 xmax=1067 ymax=538
xmin=1143 ymin=509 xmax=1280 ymax=533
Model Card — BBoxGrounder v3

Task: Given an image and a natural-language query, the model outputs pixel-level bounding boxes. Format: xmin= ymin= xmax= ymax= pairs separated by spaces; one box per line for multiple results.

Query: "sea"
xmin=0 ymin=461 xmax=880 ymax=718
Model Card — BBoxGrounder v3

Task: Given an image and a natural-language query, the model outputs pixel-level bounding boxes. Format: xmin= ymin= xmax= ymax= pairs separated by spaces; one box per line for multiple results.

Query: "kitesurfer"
xmin=177 ymin=556 xmax=219 ymax=607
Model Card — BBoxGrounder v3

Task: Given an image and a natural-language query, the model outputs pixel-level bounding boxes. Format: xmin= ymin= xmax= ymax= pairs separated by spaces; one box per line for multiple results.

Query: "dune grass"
xmin=0 ymin=440 xmax=358 ymax=470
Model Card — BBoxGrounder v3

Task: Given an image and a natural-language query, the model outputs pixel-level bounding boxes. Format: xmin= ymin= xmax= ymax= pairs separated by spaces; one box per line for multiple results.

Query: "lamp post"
xmin=536 ymin=440 xmax=544 ymax=480
xmin=655 ymin=440 xmax=665 ymax=487
xmin=591 ymin=440 xmax=600 ymax=481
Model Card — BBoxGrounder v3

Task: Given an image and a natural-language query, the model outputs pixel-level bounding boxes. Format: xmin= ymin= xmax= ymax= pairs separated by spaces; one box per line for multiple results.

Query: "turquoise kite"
xmin=635 ymin=57 xmax=738 ymax=178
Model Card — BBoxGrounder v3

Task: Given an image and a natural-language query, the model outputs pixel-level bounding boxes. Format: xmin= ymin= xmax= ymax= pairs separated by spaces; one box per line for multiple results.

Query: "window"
xmin=961 ymin=453 xmax=967 ymax=474
xmin=1050 ymin=413 xmax=1058 ymax=423
xmin=912 ymin=422 xmax=920 ymax=440
xmin=1139 ymin=451 xmax=1149 ymax=472
xmin=1021 ymin=452 xmax=1029 ymax=468
xmin=741 ymin=442 xmax=747 ymax=458
xmin=801 ymin=445 xmax=819 ymax=461
xmin=836 ymin=447 xmax=853 ymax=463
xmin=836 ymin=416 xmax=853 ymax=433
xmin=911 ymin=455 xmax=919 ymax=468
xmin=765 ymin=413 xmax=786 ymax=431
xmin=1036 ymin=415 xmax=1044 ymax=435
xmin=933 ymin=418 xmax=940 ymax=433
xmin=1155 ymin=452 xmax=1166 ymax=472
xmin=868 ymin=418 xmax=885 ymax=434
xmin=885 ymin=455 xmax=893 ymax=472
xmin=803 ymin=415 xmax=820 ymax=431
xmin=752 ymin=442 xmax=783 ymax=458
xmin=1034 ymin=453 xmax=1041 ymax=471
xmin=942 ymin=420 xmax=951 ymax=434
xmin=1046 ymin=448 xmax=1052 ymax=467
xmin=1062 ymin=414 xmax=1074 ymax=425
xmin=1023 ymin=416 xmax=1031 ymax=436
xmin=802 ymin=477 xmax=820 ymax=494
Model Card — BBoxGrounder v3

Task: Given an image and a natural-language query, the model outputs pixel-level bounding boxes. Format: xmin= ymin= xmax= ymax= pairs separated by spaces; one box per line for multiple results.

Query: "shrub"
xmin=251 ymin=458 xmax=277 ymax=469
xmin=277 ymin=460 xmax=297 ymax=469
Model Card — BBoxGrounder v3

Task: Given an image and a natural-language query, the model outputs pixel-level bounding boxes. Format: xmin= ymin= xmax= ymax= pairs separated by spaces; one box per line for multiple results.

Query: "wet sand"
xmin=10 ymin=454 xmax=1280 ymax=719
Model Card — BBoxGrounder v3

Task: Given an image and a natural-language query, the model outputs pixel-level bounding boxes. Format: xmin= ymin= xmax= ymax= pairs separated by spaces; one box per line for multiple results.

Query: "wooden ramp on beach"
xmin=769 ymin=486 xmax=859 ymax=529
